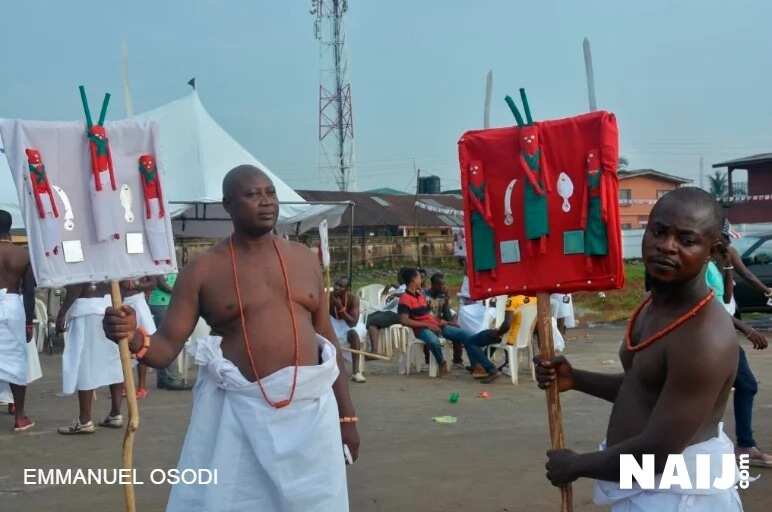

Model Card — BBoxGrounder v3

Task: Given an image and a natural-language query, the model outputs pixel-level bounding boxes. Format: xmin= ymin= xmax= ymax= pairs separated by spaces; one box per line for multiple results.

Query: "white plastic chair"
xmin=392 ymin=324 xmax=448 ymax=378
xmin=357 ymin=284 xmax=385 ymax=319
xmin=493 ymin=295 xmax=507 ymax=328
xmin=488 ymin=301 xmax=538 ymax=385
xmin=34 ymin=298 xmax=48 ymax=353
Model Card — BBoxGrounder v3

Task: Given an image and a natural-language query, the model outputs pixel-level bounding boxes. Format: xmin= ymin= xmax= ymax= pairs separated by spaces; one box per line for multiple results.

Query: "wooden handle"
xmin=324 ymin=266 xmax=332 ymax=293
xmin=536 ymin=293 xmax=573 ymax=512
xmin=110 ymin=280 xmax=138 ymax=512
xmin=340 ymin=347 xmax=391 ymax=361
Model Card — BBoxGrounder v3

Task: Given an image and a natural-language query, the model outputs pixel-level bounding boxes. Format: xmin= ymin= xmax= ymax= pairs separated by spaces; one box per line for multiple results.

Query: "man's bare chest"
xmin=199 ymin=259 xmax=319 ymax=326
xmin=620 ymin=338 xmax=667 ymax=394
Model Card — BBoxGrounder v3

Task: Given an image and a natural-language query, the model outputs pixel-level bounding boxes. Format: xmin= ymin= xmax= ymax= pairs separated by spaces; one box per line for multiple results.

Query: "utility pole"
xmin=121 ymin=40 xmax=134 ymax=117
xmin=414 ymin=163 xmax=421 ymax=266
xmin=699 ymin=156 xmax=704 ymax=190
xmin=483 ymin=70 xmax=493 ymax=128
xmin=583 ymin=37 xmax=598 ymax=112
xmin=311 ymin=0 xmax=355 ymax=191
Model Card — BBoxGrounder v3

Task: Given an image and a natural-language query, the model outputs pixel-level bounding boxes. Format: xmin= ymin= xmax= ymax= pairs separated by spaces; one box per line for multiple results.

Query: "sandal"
xmin=58 ymin=419 xmax=96 ymax=435
xmin=99 ymin=414 xmax=124 ymax=429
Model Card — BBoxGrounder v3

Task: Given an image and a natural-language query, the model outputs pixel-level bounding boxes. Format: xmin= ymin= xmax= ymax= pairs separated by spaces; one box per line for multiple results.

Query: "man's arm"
xmin=340 ymin=294 xmax=360 ymax=328
xmin=311 ymin=268 xmax=360 ymax=461
xmin=21 ymin=264 xmax=35 ymax=342
xmin=565 ymin=332 xmax=736 ymax=482
xmin=536 ymin=355 xmax=624 ymax=403
xmin=733 ymin=317 xmax=768 ymax=350
xmin=497 ymin=310 xmax=513 ymax=337
xmin=730 ymin=247 xmax=771 ymax=295
xmin=103 ymin=260 xmax=202 ymax=368
xmin=56 ymin=283 xmax=83 ymax=332
xmin=572 ymin=369 xmax=625 ymax=403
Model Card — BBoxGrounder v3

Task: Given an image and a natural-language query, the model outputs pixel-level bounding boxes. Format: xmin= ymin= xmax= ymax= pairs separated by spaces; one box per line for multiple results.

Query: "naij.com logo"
xmin=620 ymin=453 xmax=757 ymax=490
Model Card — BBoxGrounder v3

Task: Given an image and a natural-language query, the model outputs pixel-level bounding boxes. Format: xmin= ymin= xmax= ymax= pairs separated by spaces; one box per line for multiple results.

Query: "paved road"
xmin=1 ymin=326 xmax=770 ymax=511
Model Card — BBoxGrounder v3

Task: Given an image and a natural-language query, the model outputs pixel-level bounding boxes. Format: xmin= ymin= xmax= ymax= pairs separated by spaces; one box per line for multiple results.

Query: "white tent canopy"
xmin=133 ymin=89 xmax=346 ymax=236
xmin=1 ymin=89 xmax=344 ymax=235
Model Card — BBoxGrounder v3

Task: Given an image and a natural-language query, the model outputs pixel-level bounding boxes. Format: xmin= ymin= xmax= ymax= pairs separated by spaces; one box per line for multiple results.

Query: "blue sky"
xmin=2 ymin=1 xmax=770 ymax=192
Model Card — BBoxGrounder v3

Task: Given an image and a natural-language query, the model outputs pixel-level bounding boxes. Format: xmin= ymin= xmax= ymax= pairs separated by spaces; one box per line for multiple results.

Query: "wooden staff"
xmin=536 ymin=293 xmax=573 ymax=512
xmin=324 ymin=266 xmax=332 ymax=294
xmin=110 ymin=280 xmax=139 ymax=512
xmin=341 ymin=346 xmax=391 ymax=361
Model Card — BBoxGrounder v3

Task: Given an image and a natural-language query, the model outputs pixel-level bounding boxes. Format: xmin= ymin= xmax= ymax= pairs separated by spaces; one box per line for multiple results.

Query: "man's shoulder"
xmin=669 ymin=300 xmax=737 ymax=361
xmin=279 ymin=238 xmax=317 ymax=262
xmin=0 ymin=243 xmax=29 ymax=266
xmin=181 ymin=241 xmax=228 ymax=278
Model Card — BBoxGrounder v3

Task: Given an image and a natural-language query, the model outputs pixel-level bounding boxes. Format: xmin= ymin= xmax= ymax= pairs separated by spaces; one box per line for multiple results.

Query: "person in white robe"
xmin=166 ymin=334 xmax=348 ymax=511
xmin=0 ymin=210 xmax=37 ymax=431
xmin=56 ymin=283 xmax=124 ymax=434
xmin=101 ymin=166 xmax=359 ymax=512
xmin=0 ymin=288 xmax=36 ymax=430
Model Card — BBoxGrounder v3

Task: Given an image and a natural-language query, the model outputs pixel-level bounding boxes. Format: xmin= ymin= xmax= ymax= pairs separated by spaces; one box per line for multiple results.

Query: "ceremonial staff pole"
xmin=80 ymin=84 xmax=139 ymax=512
xmin=536 ymin=294 xmax=573 ymax=511
xmin=111 ymin=280 xmax=139 ymax=512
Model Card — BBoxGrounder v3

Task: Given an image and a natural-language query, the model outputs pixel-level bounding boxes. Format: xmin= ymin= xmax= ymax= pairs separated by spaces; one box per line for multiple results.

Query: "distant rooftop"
xmin=712 ymin=153 xmax=772 ymax=169
xmin=364 ymin=187 xmax=409 ymax=196
xmin=618 ymin=169 xmax=692 ymax=184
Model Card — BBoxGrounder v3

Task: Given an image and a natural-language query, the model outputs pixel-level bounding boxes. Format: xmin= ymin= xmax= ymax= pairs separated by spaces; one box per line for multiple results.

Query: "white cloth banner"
xmin=319 ymin=219 xmax=330 ymax=268
xmin=0 ymin=119 xmax=177 ymax=288
xmin=167 ymin=334 xmax=348 ymax=512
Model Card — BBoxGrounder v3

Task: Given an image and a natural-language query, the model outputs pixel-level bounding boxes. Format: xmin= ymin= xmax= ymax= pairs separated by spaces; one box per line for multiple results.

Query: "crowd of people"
xmin=329 ymin=265 xmax=572 ymax=385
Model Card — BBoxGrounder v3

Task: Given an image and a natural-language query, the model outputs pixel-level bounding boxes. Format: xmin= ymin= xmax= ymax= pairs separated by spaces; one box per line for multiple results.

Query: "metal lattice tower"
xmin=311 ymin=0 xmax=355 ymax=191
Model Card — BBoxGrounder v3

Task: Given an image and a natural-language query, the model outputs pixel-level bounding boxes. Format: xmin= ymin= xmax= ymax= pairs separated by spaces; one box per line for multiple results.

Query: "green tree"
xmin=618 ymin=156 xmax=629 ymax=171
xmin=708 ymin=170 xmax=727 ymax=199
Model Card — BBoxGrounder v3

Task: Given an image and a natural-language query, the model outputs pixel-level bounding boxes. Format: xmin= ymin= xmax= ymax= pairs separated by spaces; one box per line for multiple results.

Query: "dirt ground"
xmin=1 ymin=326 xmax=770 ymax=511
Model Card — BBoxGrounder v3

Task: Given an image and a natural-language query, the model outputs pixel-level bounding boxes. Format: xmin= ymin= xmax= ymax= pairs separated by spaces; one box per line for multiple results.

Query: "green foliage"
xmin=708 ymin=170 xmax=727 ymax=199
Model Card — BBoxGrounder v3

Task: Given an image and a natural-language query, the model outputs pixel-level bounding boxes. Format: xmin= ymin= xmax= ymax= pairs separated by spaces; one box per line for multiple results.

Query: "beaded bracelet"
xmin=339 ymin=416 xmax=359 ymax=424
xmin=132 ymin=327 xmax=151 ymax=360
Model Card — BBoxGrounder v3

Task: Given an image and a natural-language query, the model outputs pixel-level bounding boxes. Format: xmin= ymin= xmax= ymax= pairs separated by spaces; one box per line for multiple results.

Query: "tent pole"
xmin=347 ymin=202 xmax=355 ymax=283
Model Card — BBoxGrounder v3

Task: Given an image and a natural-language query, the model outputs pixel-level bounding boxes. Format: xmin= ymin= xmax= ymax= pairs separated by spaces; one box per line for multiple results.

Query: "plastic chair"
xmin=357 ymin=284 xmax=385 ymax=318
xmin=34 ymin=298 xmax=48 ymax=353
xmin=393 ymin=325 xmax=448 ymax=378
xmin=489 ymin=301 xmax=538 ymax=385
xmin=493 ymin=295 xmax=507 ymax=328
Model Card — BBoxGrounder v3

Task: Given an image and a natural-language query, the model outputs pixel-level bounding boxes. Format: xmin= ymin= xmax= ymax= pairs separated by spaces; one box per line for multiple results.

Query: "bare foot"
xmin=439 ymin=361 xmax=450 ymax=377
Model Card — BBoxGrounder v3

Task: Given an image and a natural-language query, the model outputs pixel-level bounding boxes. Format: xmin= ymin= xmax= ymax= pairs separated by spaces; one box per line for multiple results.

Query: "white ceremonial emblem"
xmin=51 ymin=185 xmax=75 ymax=231
xmin=504 ymin=179 xmax=517 ymax=226
xmin=557 ymin=172 xmax=574 ymax=213
xmin=120 ymin=184 xmax=135 ymax=223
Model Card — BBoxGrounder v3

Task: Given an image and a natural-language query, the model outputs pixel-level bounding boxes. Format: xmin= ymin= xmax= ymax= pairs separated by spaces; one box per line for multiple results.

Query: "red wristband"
xmin=132 ymin=327 xmax=151 ymax=360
